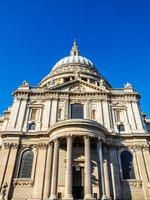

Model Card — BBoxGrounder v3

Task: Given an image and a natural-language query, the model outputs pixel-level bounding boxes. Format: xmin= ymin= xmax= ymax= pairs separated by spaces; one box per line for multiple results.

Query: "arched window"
xmin=120 ymin=150 xmax=135 ymax=179
xmin=18 ymin=150 xmax=34 ymax=178
xmin=71 ymin=104 xmax=84 ymax=119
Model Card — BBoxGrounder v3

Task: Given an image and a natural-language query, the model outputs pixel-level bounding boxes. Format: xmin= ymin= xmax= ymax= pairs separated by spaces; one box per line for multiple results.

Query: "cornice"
xmin=3 ymin=142 xmax=19 ymax=149
xmin=127 ymin=144 xmax=149 ymax=151
xmin=13 ymin=88 xmax=139 ymax=102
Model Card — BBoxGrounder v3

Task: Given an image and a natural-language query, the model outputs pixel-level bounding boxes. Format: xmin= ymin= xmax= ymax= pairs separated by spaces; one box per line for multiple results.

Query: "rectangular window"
xmin=116 ymin=110 xmax=121 ymax=122
xmin=28 ymin=122 xmax=36 ymax=130
xmin=71 ymin=104 xmax=84 ymax=119
xmin=118 ymin=124 xmax=125 ymax=132
xmin=92 ymin=109 xmax=96 ymax=120
xmin=58 ymin=108 xmax=62 ymax=119
xmin=30 ymin=109 xmax=38 ymax=121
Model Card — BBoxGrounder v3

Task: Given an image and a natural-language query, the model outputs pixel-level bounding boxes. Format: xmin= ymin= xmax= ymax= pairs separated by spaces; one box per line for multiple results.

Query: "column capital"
xmin=53 ymin=138 xmax=59 ymax=145
xmin=48 ymin=141 xmax=53 ymax=146
xmin=84 ymin=135 xmax=91 ymax=142
xmin=66 ymin=135 xmax=73 ymax=141
xmin=97 ymin=137 xmax=103 ymax=143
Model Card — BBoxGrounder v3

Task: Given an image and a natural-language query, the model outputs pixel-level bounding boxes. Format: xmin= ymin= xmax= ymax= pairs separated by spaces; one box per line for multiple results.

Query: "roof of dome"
xmin=51 ymin=39 xmax=97 ymax=73
xmin=52 ymin=55 xmax=95 ymax=71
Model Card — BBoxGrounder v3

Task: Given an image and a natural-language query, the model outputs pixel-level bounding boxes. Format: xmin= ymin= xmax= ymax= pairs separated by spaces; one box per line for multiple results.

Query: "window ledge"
xmin=121 ymin=179 xmax=142 ymax=188
xmin=13 ymin=178 xmax=34 ymax=187
xmin=28 ymin=130 xmax=36 ymax=132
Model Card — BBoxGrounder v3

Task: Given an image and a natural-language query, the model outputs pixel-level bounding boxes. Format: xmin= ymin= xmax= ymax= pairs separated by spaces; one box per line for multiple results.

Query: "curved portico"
xmin=45 ymin=119 xmax=110 ymax=200
xmin=49 ymin=119 xmax=109 ymax=141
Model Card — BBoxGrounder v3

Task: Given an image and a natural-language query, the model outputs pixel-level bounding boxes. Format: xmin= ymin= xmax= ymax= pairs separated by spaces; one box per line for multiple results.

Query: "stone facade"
xmin=0 ymin=41 xmax=150 ymax=200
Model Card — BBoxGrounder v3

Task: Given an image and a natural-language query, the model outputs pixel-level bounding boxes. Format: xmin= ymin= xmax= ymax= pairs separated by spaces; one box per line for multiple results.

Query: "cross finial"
xmin=70 ymin=38 xmax=80 ymax=56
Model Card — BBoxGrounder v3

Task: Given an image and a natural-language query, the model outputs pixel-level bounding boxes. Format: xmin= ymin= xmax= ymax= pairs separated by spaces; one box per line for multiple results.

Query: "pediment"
xmin=111 ymin=102 xmax=126 ymax=108
xmin=27 ymin=100 xmax=44 ymax=107
xmin=48 ymin=79 xmax=101 ymax=92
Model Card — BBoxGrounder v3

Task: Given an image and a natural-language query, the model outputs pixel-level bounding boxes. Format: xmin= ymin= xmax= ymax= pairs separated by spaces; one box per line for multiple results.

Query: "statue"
xmin=124 ymin=82 xmax=132 ymax=89
xmin=75 ymin=69 xmax=81 ymax=79
xmin=99 ymin=78 xmax=105 ymax=87
xmin=0 ymin=183 xmax=8 ymax=200
xmin=50 ymin=78 xmax=55 ymax=86
xmin=22 ymin=80 xmax=29 ymax=87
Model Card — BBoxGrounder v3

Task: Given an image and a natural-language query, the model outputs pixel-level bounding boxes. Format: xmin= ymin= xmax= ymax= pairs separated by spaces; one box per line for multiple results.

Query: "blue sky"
xmin=0 ymin=0 xmax=150 ymax=116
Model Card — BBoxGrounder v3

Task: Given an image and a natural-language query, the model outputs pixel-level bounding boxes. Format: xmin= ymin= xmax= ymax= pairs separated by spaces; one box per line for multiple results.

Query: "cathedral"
xmin=0 ymin=40 xmax=150 ymax=200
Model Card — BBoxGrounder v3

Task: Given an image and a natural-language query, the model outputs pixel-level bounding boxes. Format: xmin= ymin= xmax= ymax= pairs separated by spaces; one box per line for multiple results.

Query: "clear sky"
xmin=0 ymin=0 xmax=150 ymax=116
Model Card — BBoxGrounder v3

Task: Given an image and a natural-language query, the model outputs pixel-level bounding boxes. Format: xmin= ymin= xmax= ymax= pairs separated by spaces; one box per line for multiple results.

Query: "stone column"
xmin=50 ymin=139 xmax=59 ymax=200
xmin=43 ymin=142 xmax=53 ymax=199
xmin=109 ymin=147 xmax=122 ymax=200
xmin=84 ymin=136 xmax=95 ymax=200
xmin=63 ymin=136 xmax=73 ymax=200
xmin=97 ymin=139 xmax=107 ymax=200
xmin=103 ymin=145 xmax=111 ymax=199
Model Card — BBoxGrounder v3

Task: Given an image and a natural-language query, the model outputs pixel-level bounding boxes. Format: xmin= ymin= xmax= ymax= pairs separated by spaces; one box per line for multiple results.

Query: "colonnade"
xmin=43 ymin=136 xmax=111 ymax=200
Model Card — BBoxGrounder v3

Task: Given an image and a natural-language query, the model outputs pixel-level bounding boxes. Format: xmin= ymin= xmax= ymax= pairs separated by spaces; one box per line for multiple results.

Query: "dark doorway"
xmin=73 ymin=166 xmax=84 ymax=199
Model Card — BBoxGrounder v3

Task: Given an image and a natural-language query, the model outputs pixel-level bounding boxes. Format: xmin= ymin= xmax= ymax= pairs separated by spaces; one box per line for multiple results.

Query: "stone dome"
xmin=39 ymin=40 xmax=111 ymax=88
xmin=52 ymin=55 xmax=96 ymax=72
xmin=50 ymin=39 xmax=98 ymax=74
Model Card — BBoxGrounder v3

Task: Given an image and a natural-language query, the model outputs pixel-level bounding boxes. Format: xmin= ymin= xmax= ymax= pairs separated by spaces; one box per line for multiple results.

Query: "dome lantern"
xmin=70 ymin=39 xmax=80 ymax=56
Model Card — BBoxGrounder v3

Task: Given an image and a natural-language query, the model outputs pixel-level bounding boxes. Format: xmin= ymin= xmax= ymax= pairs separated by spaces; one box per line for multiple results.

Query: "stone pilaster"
xmin=136 ymin=146 xmax=150 ymax=199
xmin=143 ymin=146 xmax=150 ymax=181
xmin=0 ymin=146 xmax=10 ymax=188
xmin=102 ymin=100 xmax=111 ymax=131
xmin=64 ymin=98 xmax=69 ymax=120
xmin=33 ymin=144 xmax=47 ymax=199
xmin=3 ymin=142 xmax=19 ymax=199
xmin=132 ymin=101 xmax=144 ymax=132
xmin=15 ymin=99 xmax=27 ymax=131
xmin=50 ymin=99 xmax=58 ymax=126
xmin=126 ymin=101 xmax=137 ymax=131
xmin=7 ymin=98 xmax=21 ymax=130
xmin=42 ymin=99 xmax=52 ymax=131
